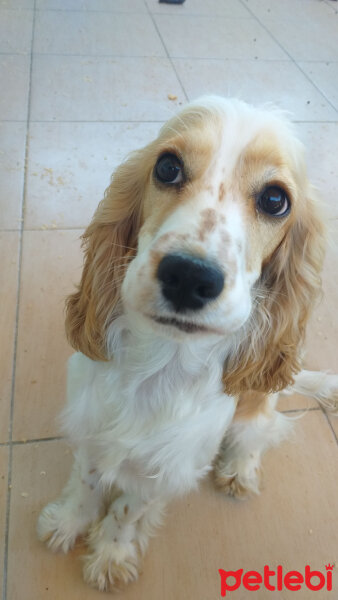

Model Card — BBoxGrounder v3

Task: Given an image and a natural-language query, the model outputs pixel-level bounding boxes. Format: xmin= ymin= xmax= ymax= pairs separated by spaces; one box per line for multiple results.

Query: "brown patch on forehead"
xmin=198 ymin=208 xmax=218 ymax=241
xmin=218 ymin=182 xmax=226 ymax=202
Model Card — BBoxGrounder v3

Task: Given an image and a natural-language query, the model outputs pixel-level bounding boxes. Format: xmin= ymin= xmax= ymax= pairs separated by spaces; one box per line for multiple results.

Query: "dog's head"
xmin=66 ymin=97 xmax=325 ymax=394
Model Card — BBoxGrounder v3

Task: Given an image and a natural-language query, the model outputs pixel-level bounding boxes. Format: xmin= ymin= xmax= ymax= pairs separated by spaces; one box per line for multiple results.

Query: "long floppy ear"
xmin=65 ymin=149 xmax=150 ymax=361
xmin=223 ymin=189 xmax=326 ymax=395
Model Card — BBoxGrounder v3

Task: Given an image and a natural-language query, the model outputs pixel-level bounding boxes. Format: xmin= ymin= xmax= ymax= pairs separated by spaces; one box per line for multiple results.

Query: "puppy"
xmin=37 ymin=96 xmax=338 ymax=592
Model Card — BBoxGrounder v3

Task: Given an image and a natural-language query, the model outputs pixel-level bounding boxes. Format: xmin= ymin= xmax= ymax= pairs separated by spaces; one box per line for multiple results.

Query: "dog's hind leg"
xmin=282 ymin=369 xmax=338 ymax=413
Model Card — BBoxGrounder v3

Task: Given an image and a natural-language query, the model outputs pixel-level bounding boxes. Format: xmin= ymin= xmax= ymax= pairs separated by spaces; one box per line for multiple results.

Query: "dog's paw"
xmin=37 ymin=501 xmax=87 ymax=553
xmin=83 ymin=550 xmax=139 ymax=592
xmin=83 ymin=518 xmax=141 ymax=592
xmin=213 ymin=455 xmax=262 ymax=499
xmin=83 ymin=530 xmax=139 ymax=591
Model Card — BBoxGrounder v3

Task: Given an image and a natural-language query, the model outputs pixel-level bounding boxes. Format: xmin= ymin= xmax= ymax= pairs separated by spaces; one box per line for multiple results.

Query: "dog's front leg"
xmin=83 ymin=493 xmax=165 ymax=592
xmin=37 ymin=447 xmax=104 ymax=553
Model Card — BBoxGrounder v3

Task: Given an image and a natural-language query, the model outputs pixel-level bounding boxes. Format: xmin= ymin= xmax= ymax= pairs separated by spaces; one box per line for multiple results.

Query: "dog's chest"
xmin=98 ymin=356 xmax=235 ymax=496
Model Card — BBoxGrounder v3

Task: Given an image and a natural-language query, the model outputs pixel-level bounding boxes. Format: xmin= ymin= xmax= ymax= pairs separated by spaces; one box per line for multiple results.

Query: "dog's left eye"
xmin=257 ymin=186 xmax=291 ymax=217
xmin=154 ymin=153 xmax=183 ymax=185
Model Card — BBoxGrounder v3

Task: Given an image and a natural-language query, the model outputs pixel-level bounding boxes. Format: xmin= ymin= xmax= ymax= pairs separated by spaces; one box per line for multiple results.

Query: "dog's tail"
xmin=281 ymin=369 xmax=338 ymax=414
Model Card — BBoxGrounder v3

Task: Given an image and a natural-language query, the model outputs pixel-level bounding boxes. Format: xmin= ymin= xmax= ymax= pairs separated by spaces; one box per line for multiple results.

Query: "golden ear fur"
xmin=65 ymin=150 xmax=149 ymax=360
xmin=223 ymin=190 xmax=326 ymax=395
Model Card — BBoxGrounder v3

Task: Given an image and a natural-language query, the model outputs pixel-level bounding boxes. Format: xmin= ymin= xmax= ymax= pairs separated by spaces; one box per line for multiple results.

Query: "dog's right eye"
xmin=154 ymin=153 xmax=183 ymax=185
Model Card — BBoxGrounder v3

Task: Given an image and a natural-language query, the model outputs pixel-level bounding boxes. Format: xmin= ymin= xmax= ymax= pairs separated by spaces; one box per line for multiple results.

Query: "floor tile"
xmin=0 ymin=447 xmax=9 ymax=595
xmin=0 ymin=8 xmax=33 ymax=54
xmin=304 ymin=230 xmax=338 ymax=374
xmin=34 ymin=11 xmax=165 ymax=57
xmin=298 ymin=62 xmax=338 ymax=113
xmin=243 ymin=0 xmax=336 ymax=23
xmin=277 ymin=393 xmax=318 ymax=412
xmin=7 ymin=412 xmax=338 ymax=600
xmin=30 ymin=55 xmax=186 ymax=122
xmin=263 ymin=16 xmax=338 ymax=62
xmin=25 ymin=122 xmax=161 ymax=229
xmin=0 ymin=233 xmax=20 ymax=443
xmin=146 ymin=0 xmax=250 ymax=17
xmin=7 ymin=440 xmax=85 ymax=600
xmin=12 ymin=230 xmax=83 ymax=441
xmin=173 ymin=58 xmax=338 ymax=121
xmin=0 ymin=122 xmax=26 ymax=229
xmin=297 ymin=122 xmax=338 ymax=218
xmin=0 ymin=55 xmax=30 ymax=120
xmin=154 ymin=14 xmax=288 ymax=60
xmin=36 ymin=0 xmax=147 ymax=11
xmin=0 ymin=0 xmax=34 ymax=8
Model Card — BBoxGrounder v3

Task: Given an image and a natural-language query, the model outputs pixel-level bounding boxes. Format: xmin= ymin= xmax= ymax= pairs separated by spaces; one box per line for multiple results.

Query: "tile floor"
xmin=0 ymin=0 xmax=338 ymax=598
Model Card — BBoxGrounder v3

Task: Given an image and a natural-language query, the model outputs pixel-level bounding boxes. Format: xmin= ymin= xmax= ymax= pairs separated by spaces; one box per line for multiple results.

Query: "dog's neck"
xmin=106 ymin=313 xmax=231 ymax=407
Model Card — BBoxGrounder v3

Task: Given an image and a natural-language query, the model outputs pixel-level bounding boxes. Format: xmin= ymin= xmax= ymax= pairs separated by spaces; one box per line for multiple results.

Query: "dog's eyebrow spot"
xmin=218 ymin=182 xmax=226 ymax=202
xmin=124 ymin=504 xmax=129 ymax=515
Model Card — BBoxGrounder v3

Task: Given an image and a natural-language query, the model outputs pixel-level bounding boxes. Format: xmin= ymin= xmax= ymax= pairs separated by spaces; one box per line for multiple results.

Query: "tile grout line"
xmin=143 ymin=0 xmax=190 ymax=103
xmin=237 ymin=0 xmax=338 ymax=116
xmin=0 ymin=436 xmax=63 ymax=448
xmin=2 ymin=3 xmax=36 ymax=599
xmin=1 ymin=119 xmax=338 ymax=124
xmin=320 ymin=406 xmax=338 ymax=446
xmin=3 ymin=51 xmax=338 ymax=64
xmin=2 ymin=49 xmax=338 ymax=65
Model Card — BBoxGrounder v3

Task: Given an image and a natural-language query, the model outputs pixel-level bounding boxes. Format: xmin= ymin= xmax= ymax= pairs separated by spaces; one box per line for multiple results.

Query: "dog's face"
xmin=66 ymin=97 xmax=325 ymax=393
xmin=121 ymin=99 xmax=303 ymax=339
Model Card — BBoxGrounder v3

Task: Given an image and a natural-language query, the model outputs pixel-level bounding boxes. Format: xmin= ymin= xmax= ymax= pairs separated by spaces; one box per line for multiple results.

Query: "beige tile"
xmin=277 ymin=393 xmax=318 ymax=412
xmin=264 ymin=17 xmax=338 ymax=62
xmin=0 ymin=8 xmax=33 ymax=54
xmin=243 ymin=0 xmax=336 ymax=23
xmin=30 ymin=55 xmax=185 ymax=122
xmin=298 ymin=62 xmax=338 ymax=112
xmin=0 ymin=0 xmax=33 ymax=8
xmin=12 ymin=230 xmax=83 ymax=441
xmin=155 ymin=14 xmax=288 ymax=60
xmin=34 ymin=11 xmax=165 ymax=57
xmin=304 ymin=230 xmax=338 ymax=374
xmin=0 ymin=55 xmax=30 ymax=120
xmin=7 ymin=440 xmax=86 ymax=600
xmin=173 ymin=58 xmax=338 ymax=121
xmin=0 ymin=447 xmax=9 ymax=594
xmin=36 ymin=0 xmax=147 ymax=11
xmin=25 ymin=122 xmax=161 ymax=229
xmin=7 ymin=412 xmax=338 ymax=599
xmin=146 ymin=0 xmax=250 ymax=17
xmin=298 ymin=123 xmax=338 ymax=218
xmin=0 ymin=233 xmax=20 ymax=443
xmin=0 ymin=122 xmax=26 ymax=229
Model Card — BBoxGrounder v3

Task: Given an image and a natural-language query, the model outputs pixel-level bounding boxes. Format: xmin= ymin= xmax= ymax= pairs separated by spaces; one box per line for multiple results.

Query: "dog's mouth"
xmin=149 ymin=315 xmax=222 ymax=335
xmin=153 ymin=315 xmax=206 ymax=333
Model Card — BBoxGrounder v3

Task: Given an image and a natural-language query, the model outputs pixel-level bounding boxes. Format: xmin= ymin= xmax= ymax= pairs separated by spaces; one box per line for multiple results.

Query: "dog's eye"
xmin=155 ymin=153 xmax=183 ymax=185
xmin=257 ymin=186 xmax=290 ymax=217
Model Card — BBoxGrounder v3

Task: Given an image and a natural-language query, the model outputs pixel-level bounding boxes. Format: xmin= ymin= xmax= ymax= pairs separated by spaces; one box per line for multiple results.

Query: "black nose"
xmin=157 ymin=253 xmax=224 ymax=312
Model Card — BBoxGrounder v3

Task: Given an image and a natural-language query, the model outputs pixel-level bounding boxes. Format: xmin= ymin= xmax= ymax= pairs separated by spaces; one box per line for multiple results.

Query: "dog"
xmin=37 ymin=96 xmax=338 ymax=592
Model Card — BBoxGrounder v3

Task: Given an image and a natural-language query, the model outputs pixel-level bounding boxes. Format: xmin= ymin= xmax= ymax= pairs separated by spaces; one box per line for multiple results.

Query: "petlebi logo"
xmin=218 ymin=564 xmax=334 ymax=596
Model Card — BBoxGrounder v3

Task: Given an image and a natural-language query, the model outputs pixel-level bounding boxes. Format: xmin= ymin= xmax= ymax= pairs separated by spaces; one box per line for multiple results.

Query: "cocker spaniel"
xmin=37 ymin=96 xmax=338 ymax=592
